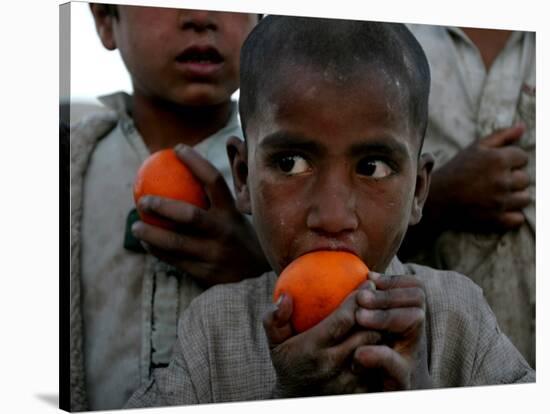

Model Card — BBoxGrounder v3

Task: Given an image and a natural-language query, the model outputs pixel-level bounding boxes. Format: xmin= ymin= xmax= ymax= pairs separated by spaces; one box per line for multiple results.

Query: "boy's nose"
xmin=306 ymin=172 xmax=359 ymax=235
xmin=179 ymin=10 xmax=217 ymax=32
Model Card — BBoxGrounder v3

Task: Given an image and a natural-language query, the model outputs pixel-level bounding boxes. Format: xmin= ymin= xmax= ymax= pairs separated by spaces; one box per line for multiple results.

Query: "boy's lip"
xmin=174 ymin=45 xmax=225 ymax=77
xmin=298 ymin=245 xmax=360 ymax=258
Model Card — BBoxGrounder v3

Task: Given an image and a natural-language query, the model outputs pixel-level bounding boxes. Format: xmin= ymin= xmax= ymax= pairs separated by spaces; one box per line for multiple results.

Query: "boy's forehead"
xmin=247 ymin=63 xmax=417 ymax=147
xmin=274 ymin=63 xmax=407 ymax=104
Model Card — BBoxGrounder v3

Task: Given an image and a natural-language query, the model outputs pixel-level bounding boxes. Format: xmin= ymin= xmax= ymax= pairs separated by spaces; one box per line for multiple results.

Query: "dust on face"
xmin=243 ymin=66 xmax=426 ymax=274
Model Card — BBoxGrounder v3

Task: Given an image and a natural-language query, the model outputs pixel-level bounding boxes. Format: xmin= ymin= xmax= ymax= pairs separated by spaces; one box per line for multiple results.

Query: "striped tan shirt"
xmin=126 ymin=257 xmax=534 ymax=408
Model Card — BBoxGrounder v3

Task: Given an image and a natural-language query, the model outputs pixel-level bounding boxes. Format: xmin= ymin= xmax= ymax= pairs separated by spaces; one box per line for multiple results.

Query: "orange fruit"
xmin=133 ymin=148 xmax=208 ymax=230
xmin=273 ymin=251 xmax=369 ymax=333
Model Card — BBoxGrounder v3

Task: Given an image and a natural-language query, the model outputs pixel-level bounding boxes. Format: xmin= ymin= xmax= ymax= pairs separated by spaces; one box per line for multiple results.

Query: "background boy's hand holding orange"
xmin=132 ymin=144 xmax=269 ymax=286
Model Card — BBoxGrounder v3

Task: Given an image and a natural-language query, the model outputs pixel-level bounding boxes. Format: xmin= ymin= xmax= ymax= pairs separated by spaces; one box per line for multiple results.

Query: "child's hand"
xmin=429 ymin=124 xmax=530 ymax=232
xmin=263 ymin=285 xmax=382 ymax=397
xmin=354 ymin=272 xmax=432 ymax=391
xmin=131 ymin=145 xmax=269 ymax=287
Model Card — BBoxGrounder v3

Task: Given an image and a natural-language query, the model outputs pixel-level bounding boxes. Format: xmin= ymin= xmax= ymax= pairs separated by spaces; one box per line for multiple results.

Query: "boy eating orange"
xmin=126 ymin=15 xmax=534 ymax=407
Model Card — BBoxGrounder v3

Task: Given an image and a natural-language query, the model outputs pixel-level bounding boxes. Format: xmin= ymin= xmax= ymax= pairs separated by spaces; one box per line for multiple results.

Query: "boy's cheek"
xmin=359 ymin=197 xmax=412 ymax=271
xmin=381 ymin=227 xmax=409 ymax=270
xmin=250 ymin=185 xmax=301 ymax=273
xmin=253 ymin=215 xmax=295 ymax=274
xmin=384 ymin=208 xmax=415 ymax=266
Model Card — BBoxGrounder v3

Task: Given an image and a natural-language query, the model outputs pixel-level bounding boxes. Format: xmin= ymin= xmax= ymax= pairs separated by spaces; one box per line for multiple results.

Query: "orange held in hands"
xmin=133 ymin=148 xmax=208 ymax=230
xmin=273 ymin=251 xmax=369 ymax=333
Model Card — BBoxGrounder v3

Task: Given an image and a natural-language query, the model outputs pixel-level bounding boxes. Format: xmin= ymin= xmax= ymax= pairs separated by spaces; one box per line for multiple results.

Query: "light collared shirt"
xmin=77 ymin=92 xmax=243 ymax=410
xmin=406 ymin=26 xmax=535 ymax=366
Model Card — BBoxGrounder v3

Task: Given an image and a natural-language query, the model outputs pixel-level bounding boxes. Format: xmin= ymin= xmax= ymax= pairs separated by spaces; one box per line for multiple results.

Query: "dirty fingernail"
xmin=275 ymin=294 xmax=284 ymax=308
xmin=139 ymin=196 xmax=151 ymax=210
xmin=140 ymin=196 xmax=160 ymax=211
xmin=369 ymin=271 xmax=382 ymax=280
xmin=365 ymin=280 xmax=377 ymax=291
xmin=131 ymin=221 xmax=143 ymax=236
xmin=175 ymin=144 xmax=189 ymax=155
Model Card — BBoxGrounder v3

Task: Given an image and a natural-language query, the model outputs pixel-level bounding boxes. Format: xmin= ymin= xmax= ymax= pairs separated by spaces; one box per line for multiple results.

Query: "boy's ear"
xmin=89 ymin=4 xmax=117 ymax=51
xmin=409 ymin=152 xmax=434 ymax=226
xmin=226 ymin=136 xmax=252 ymax=214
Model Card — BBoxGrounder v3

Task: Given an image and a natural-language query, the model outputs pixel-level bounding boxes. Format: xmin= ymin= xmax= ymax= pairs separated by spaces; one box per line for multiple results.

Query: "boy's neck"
xmin=131 ymin=92 xmax=234 ymax=154
xmin=460 ymin=27 xmax=513 ymax=71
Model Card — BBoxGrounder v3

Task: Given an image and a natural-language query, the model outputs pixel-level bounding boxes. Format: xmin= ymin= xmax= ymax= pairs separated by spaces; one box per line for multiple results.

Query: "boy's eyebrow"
xmin=258 ymin=131 xmax=325 ymax=155
xmin=258 ymin=131 xmax=412 ymax=160
xmin=348 ymin=136 xmax=410 ymax=160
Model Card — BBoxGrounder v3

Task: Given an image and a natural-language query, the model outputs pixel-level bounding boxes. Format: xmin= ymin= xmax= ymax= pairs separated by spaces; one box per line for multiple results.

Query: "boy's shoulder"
xmin=175 ymin=272 xmax=278 ymax=377
xmin=401 ymin=259 xmax=494 ymax=344
xmin=69 ymin=110 xmax=119 ymax=178
xmin=69 ymin=92 xmax=132 ymax=142
xmin=401 ymin=260 xmax=484 ymax=311
xmin=190 ymin=260 xmax=488 ymax=323
xmin=401 ymin=260 xmax=534 ymax=386
xmin=69 ymin=93 xmax=134 ymax=170
xmin=182 ymin=272 xmax=278 ymax=331
xmin=70 ymin=110 xmax=119 ymax=144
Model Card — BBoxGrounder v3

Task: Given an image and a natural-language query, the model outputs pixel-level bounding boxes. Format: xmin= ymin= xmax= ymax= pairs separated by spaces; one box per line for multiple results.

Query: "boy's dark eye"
xmin=356 ymin=159 xmax=393 ymax=178
xmin=276 ymin=155 xmax=311 ymax=175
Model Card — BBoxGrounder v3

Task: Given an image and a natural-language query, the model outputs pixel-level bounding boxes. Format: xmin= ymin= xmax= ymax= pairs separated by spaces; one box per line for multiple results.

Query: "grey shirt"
xmin=406 ymin=26 xmax=536 ymax=367
xmin=125 ymin=257 xmax=534 ymax=408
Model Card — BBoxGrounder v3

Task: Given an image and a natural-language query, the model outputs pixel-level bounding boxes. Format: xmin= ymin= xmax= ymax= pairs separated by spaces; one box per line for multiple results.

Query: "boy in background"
xmin=125 ymin=16 xmax=534 ymax=408
xmin=401 ymin=25 xmax=535 ymax=367
xmin=70 ymin=5 xmax=264 ymax=410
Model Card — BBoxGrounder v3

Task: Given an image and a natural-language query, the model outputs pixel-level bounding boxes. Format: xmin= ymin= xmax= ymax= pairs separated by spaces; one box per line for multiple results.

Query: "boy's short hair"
xmin=239 ymin=16 xmax=431 ymax=147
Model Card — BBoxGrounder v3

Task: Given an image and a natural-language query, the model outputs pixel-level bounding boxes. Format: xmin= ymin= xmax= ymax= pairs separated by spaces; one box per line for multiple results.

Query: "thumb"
xmin=174 ymin=144 xmax=235 ymax=209
xmin=263 ymin=293 xmax=294 ymax=349
xmin=479 ymin=123 xmax=525 ymax=148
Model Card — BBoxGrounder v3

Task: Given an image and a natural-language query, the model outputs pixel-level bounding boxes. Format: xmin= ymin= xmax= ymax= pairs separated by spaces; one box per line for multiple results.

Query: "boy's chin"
xmin=173 ymin=86 xmax=236 ymax=107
